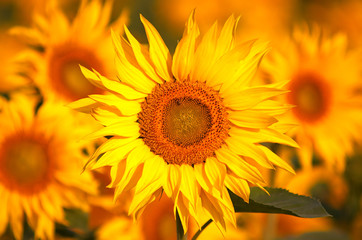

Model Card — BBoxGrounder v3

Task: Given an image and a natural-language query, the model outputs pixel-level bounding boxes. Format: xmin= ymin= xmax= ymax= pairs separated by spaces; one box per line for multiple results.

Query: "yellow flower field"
xmin=0 ymin=0 xmax=361 ymax=239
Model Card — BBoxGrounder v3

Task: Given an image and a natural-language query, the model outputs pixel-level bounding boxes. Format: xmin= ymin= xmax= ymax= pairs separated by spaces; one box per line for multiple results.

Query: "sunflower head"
xmin=10 ymin=0 xmax=128 ymax=103
xmin=0 ymin=94 xmax=98 ymax=239
xmin=71 ymin=12 xmax=297 ymax=233
xmin=262 ymin=24 xmax=362 ymax=172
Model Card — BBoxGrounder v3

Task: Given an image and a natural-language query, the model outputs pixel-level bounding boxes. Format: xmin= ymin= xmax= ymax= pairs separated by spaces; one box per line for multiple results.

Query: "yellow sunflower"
xmin=155 ymin=0 xmax=295 ymax=41
xmin=262 ymin=26 xmax=362 ymax=172
xmin=0 ymin=94 xmax=97 ymax=240
xmin=0 ymin=32 xmax=30 ymax=93
xmin=10 ymin=0 xmax=128 ymax=103
xmin=71 ymin=12 xmax=297 ymax=233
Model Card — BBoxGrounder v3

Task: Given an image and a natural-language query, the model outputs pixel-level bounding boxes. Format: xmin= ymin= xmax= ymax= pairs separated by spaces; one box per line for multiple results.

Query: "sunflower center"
xmin=164 ymin=98 xmax=212 ymax=146
xmin=138 ymin=81 xmax=229 ymax=165
xmin=0 ymin=135 xmax=51 ymax=194
xmin=288 ymin=72 xmax=330 ymax=123
xmin=48 ymin=43 xmax=104 ymax=101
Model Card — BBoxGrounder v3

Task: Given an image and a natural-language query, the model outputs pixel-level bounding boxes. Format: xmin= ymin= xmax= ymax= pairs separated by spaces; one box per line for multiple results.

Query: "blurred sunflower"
xmin=0 ymin=32 xmax=29 ymax=93
xmin=96 ymin=216 xmax=143 ymax=240
xmin=154 ymin=0 xmax=296 ymax=44
xmin=93 ymin=194 xmax=178 ymax=240
xmin=0 ymin=94 xmax=97 ymax=239
xmin=262 ymin=26 xmax=362 ymax=172
xmin=140 ymin=195 xmax=177 ymax=240
xmin=301 ymin=0 xmax=362 ymax=48
xmin=71 ymin=12 xmax=297 ymax=233
xmin=11 ymin=0 xmax=128 ymax=103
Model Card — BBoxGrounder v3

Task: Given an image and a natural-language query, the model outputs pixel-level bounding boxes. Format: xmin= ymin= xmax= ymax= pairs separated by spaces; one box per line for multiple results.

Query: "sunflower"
xmin=262 ymin=26 xmax=362 ymax=172
xmin=0 ymin=94 xmax=97 ymax=240
xmin=71 ymin=12 xmax=297 ymax=233
xmin=0 ymin=32 xmax=29 ymax=93
xmin=94 ymin=194 xmax=177 ymax=240
xmin=140 ymin=195 xmax=177 ymax=240
xmin=10 ymin=0 xmax=128 ymax=103
xmin=155 ymin=0 xmax=295 ymax=42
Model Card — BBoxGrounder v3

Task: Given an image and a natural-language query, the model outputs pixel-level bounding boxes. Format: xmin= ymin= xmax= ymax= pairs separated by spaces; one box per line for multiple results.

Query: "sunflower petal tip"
xmin=257 ymin=184 xmax=270 ymax=196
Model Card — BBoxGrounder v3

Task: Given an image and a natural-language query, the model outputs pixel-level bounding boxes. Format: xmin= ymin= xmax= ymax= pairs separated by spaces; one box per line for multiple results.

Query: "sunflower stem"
xmin=176 ymin=210 xmax=186 ymax=240
xmin=191 ymin=219 xmax=213 ymax=240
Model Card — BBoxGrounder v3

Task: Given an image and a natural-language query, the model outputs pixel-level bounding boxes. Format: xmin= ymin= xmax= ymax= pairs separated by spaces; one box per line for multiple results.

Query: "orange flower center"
xmin=48 ymin=43 xmax=105 ymax=101
xmin=0 ymin=134 xmax=53 ymax=194
xmin=138 ymin=81 xmax=229 ymax=165
xmin=288 ymin=72 xmax=331 ymax=123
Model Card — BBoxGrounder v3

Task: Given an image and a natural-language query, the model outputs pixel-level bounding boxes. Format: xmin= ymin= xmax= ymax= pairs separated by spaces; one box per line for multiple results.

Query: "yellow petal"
xmin=183 ymin=9 xmax=196 ymax=36
xmin=225 ymin=137 xmax=274 ymax=169
xmin=179 ymin=164 xmax=199 ymax=211
xmin=79 ymin=65 xmax=104 ymax=89
xmin=257 ymin=145 xmax=296 ymax=174
xmin=204 ymin=157 xmax=227 ymax=193
xmin=87 ymin=136 xmax=137 ymax=169
xmin=215 ymin=147 xmax=265 ymax=184
xmin=34 ymin=215 xmax=54 ymax=240
xmin=135 ymin=155 xmax=166 ymax=194
xmin=91 ymin=108 xmax=137 ymax=126
xmin=190 ymin=21 xmax=218 ymax=82
xmin=109 ymin=159 xmax=127 ymax=189
xmin=215 ymin=15 xmax=239 ymax=59
xmin=225 ymin=175 xmax=250 ymax=203
xmin=97 ymin=73 xmax=147 ymax=100
xmin=163 ymin=164 xmax=181 ymax=200
xmin=194 ymin=164 xmax=211 ymax=194
xmin=130 ymin=189 xmax=163 ymax=221
xmin=205 ymin=40 xmax=256 ymax=88
xmin=116 ymin=144 xmax=151 ymax=192
xmin=228 ymin=110 xmax=278 ymax=128
xmin=172 ymin=13 xmax=200 ymax=81
xmin=220 ymin=50 xmax=268 ymax=95
xmin=175 ymin=193 xmax=190 ymax=233
xmin=229 ymin=126 xmax=299 ymax=148
xmin=84 ymin=121 xmax=139 ymax=140
xmin=111 ymin=31 xmax=156 ymax=93
xmin=67 ymin=97 xmax=99 ymax=113
xmin=9 ymin=194 xmax=24 ymax=240
xmin=252 ymin=100 xmax=294 ymax=116
xmin=223 ymin=87 xmax=288 ymax=110
xmin=0 ymin=188 xmax=9 ymax=235
xmin=124 ymin=25 xmax=163 ymax=84
xmin=140 ymin=14 xmax=173 ymax=81
xmin=200 ymin=190 xmax=226 ymax=231
xmin=88 ymin=94 xmax=141 ymax=116
xmin=91 ymin=139 xmax=142 ymax=169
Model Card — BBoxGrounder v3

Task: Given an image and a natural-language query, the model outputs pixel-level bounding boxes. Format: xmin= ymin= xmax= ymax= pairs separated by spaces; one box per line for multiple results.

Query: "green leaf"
xmin=230 ymin=187 xmax=331 ymax=218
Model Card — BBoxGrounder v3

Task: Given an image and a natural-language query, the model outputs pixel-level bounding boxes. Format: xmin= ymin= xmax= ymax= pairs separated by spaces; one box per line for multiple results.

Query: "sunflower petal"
xmin=215 ymin=147 xmax=265 ymax=184
xmin=88 ymin=94 xmax=141 ymax=116
xmin=257 ymin=145 xmax=295 ymax=174
xmin=124 ymin=25 xmax=163 ymax=84
xmin=223 ymin=87 xmax=289 ymax=110
xmin=229 ymin=110 xmax=278 ymax=128
xmin=140 ymin=15 xmax=173 ymax=81
xmin=163 ymin=164 xmax=181 ymax=200
xmin=225 ymin=175 xmax=250 ymax=203
xmin=172 ymin=13 xmax=200 ymax=81
xmin=179 ymin=165 xmax=199 ymax=210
